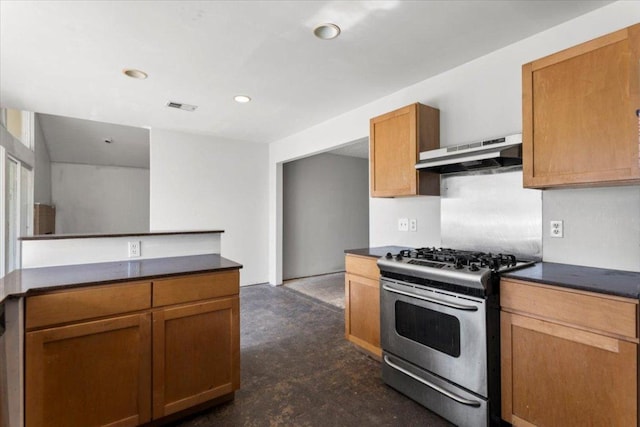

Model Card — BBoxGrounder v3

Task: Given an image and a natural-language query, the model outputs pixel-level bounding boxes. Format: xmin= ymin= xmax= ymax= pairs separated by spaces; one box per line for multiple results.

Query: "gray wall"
xmin=283 ymin=153 xmax=369 ymax=280
xmin=542 ymin=186 xmax=640 ymax=271
xmin=51 ymin=162 xmax=150 ymax=234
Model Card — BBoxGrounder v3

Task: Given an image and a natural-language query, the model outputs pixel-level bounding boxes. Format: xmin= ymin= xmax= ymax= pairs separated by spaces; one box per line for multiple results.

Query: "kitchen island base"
xmin=14 ymin=258 xmax=241 ymax=427
xmin=140 ymin=392 xmax=235 ymax=427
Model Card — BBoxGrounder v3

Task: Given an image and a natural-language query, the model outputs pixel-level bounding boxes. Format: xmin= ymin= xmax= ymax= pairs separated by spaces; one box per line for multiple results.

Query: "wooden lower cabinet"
xmin=345 ymin=254 xmax=381 ymax=357
xmin=25 ymin=270 xmax=240 ymax=427
xmin=26 ymin=313 xmax=152 ymax=427
xmin=501 ymin=279 xmax=639 ymax=426
xmin=152 ymin=296 xmax=240 ymax=418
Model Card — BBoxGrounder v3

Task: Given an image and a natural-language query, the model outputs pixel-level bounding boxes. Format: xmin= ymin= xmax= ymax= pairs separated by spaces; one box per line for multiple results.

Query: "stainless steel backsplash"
xmin=440 ymin=166 xmax=542 ymax=258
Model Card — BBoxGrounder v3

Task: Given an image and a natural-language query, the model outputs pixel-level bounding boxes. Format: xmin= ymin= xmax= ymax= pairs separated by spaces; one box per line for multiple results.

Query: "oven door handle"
xmin=382 ymin=284 xmax=479 ymax=311
xmin=384 ymin=355 xmax=482 ymax=407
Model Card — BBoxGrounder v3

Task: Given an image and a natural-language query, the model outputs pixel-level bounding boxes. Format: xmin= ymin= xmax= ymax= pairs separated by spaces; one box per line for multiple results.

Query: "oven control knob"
xmin=454 ymin=259 xmax=464 ymax=269
xmin=385 ymin=252 xmax=393 ymax=259
xmin=395 ymin=254 xmax=403 ymax=261
xmin=469 ymin=263 xmax=480 ymax=272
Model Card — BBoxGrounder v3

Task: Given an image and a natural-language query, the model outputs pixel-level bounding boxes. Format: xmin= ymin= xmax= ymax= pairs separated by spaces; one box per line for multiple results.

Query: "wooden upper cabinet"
xmin=523 ymin=23 xmax=640 ymax=188
xmin=370 ymin=103 xmax=440 ymax=197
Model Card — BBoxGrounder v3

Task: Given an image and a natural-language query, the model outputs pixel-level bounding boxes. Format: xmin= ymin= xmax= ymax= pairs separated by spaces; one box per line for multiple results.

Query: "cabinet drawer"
xmin=501 ymin=279 xmax=638 ymax=340
xmin=153 ymin=270 xmax=239 ymax=307
xmin=26 ymin=281 xmax=151 ymax=330
xmin=345 ymin=255 xmax=379 ymax=280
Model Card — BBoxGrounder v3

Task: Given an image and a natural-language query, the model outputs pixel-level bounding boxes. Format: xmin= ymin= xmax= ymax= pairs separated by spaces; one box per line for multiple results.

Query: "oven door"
xmin=380 ymin=277 xmax=487 ymax=397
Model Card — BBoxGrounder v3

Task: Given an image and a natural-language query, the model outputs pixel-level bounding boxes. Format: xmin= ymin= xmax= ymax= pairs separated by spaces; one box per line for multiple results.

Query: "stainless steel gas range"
xmin=378 ymin=247 xmax=535 ymax=427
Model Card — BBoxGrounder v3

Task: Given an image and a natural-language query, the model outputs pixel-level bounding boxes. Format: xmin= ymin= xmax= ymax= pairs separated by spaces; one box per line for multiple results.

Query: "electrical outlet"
xmin=128 ymin=241 xmax=141 ymax=257
xmin=550 ymin=220 xmax=564 ymax=238
xmin=409 ymin=219 xmax=417 ymax=232
xmin=398 ymin=218 xmax=409 ymax=232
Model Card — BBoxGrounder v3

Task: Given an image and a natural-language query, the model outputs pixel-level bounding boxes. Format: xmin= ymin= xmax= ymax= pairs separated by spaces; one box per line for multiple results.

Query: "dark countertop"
xmin=19 ymin=229 xmax=224 ymax=241
xmin=0 ymin=254 xmax=242 ymax=304
xmin=503 ymin=262 xmax=640 ymax=299
xmin=345 ymin=246 xmax=412 ymax=259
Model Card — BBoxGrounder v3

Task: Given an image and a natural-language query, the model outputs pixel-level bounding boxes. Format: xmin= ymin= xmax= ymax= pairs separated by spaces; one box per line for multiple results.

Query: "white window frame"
xmin=20 ymin=111 xmax=34 ymax=150
xmin=0 ymin=108 xmax=34 ymax=149
xmin=0 ymin=108 xmax=36 ymax=277
xmin=0 ymin=151 xmax=34 ymax=277
xmin=0 ymin=145 xmax=6 ymax=278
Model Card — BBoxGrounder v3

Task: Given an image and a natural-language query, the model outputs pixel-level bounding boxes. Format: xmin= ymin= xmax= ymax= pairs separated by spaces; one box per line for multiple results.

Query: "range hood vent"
xmin=416 ymin=133 xmax=522 ymax=174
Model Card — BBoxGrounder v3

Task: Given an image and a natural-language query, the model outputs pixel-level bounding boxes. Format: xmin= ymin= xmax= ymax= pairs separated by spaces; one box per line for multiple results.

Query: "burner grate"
xmin=399 ymin=247 xmax=519 ymax=271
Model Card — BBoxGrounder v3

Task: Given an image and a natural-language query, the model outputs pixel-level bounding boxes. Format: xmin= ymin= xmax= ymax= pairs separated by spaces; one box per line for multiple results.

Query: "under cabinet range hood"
xmin=416 ymin=133 xmax=522 ymax=174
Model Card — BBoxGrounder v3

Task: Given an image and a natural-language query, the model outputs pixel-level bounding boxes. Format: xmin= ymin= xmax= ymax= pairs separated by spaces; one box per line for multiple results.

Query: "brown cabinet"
xmin=33 ymin=204 xmax=55 ymax=235
xmin=345 ymin=254 xmax=381 ymax=357
xmin=26 ymin=313 xmax=152 ymax=427
xmin=370 ymin=103 xmax=440 ymax=197
xmin=500 ymin=278 xmax=639 ymax=426
xmin=523 ymin=24 xmax=640 ymax=188
xmin=152 ymin=272 xmax=240 ymax=418
xmin=25 ymin=281 xmax=153 ymax=427
xmin=25 ymin=270 xmax=240 ymax=427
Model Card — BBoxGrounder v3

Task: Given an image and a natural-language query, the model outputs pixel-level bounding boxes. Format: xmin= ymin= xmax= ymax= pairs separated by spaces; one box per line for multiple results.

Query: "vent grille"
xmin=166 ymin=101 xmax=198 ymax=112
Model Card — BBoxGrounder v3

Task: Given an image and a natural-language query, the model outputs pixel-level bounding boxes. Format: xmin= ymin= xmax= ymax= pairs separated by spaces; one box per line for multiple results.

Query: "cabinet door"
xmin=26 ymin=313 xmax=152 ymax=427
xmin=370 ymin=103 xmax=440 ymax=197
xmin=345 ymin=273 xmax=381 ymax=357
xmin=153 ymin=297 xmax=240 ymax=418
xmin=501 ymin=311 xmax=637 ymax=426
xmin=523 ymin=24 xmax=640 ymax=188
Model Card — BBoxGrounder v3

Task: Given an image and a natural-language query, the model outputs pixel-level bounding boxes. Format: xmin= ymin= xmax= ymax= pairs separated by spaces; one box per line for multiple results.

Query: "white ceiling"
xmin=38 ymin=114 xmax=150 ymax=168
xmin=1 ymin=1 xmax=613 ymax=145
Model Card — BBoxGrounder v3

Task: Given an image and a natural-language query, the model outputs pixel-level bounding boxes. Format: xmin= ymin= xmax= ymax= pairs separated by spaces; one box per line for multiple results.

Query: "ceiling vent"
xmin=166 ymin=101 xmax=198 ymax=112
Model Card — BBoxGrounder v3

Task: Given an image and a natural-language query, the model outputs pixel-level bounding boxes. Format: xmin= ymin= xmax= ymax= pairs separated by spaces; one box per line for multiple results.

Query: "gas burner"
xmin=379 ymin=247 xmax=536 ymax=297
xmin=390 ymin=248 xmax=522 ymax=272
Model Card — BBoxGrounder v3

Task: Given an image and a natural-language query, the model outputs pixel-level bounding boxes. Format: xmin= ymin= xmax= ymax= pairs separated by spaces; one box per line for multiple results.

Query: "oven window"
xmin=395 ymin=301 xmax=461 ymax=357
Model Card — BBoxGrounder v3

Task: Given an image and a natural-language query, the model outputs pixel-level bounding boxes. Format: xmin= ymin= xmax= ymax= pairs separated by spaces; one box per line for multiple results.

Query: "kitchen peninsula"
xmin=0 ymin=231 xmax=242 ymax=427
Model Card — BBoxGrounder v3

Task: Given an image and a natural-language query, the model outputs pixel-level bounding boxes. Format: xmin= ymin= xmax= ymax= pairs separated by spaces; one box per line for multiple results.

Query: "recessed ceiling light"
xmin=234 ymin=95 xmax=251 ymax=103
xmin=123 ymin=68 xmax=148 ymax=79
xmin=313 ymin=23 xmax=341 ymax=40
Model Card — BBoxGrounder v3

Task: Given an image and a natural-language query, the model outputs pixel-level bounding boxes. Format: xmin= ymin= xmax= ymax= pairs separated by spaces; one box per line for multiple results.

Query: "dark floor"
xmin=176 ymin=284 xmax=452 ymax=427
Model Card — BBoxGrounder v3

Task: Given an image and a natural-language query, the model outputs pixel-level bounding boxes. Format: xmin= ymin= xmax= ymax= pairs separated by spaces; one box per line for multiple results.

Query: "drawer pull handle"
xmin=384 ymin=355 xmax=482 ymax=407
xmin=382 ymin=284 xmax=478 ymax=311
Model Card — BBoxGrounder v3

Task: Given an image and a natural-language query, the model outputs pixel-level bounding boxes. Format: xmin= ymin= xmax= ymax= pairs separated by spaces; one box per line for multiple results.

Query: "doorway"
xmin=282 ymin=139 xmax=369 ymax=307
